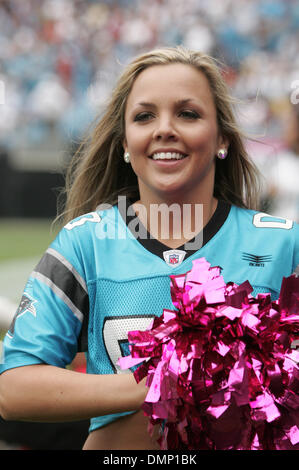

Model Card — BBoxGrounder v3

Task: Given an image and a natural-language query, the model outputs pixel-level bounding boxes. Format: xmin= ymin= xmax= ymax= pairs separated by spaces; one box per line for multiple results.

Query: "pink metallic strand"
xmin=117 ymin=257 xmax=299 ymax=450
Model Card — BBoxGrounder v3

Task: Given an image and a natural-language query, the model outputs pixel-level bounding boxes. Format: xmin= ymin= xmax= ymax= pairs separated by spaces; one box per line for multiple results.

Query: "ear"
xmin=217 ymin=135 xmax=229 ymax=153
xmin=122 ymin=138 xmax=128 ymax=153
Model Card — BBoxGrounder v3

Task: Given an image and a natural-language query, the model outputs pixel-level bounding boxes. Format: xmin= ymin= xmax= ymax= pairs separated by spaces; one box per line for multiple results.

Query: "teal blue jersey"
xmin=1 ymin=200 xmax=298 ymax=432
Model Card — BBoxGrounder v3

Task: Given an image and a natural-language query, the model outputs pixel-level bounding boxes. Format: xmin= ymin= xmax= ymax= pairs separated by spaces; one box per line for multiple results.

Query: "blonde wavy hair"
xmin=58 ymin=46 xmax=260 ymax=225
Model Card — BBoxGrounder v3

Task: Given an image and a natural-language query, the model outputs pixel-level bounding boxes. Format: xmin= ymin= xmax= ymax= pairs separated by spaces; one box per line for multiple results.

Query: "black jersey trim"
xmin=120 ymin=199 xmax=231 ymax=261
xmin=33 ymin=250 xmax=89 ymax=351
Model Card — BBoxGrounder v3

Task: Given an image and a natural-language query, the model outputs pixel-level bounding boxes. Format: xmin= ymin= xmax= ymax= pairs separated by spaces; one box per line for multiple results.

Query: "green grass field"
xmin=0 ymin=218 xmax=60 ymax=337
xmin=0 ymin=218 xmax=60 ymax=262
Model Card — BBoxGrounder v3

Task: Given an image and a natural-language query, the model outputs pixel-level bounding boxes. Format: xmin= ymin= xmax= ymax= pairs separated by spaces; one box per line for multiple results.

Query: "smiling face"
xmin=123 ymin=63 xmax=227 ymax=204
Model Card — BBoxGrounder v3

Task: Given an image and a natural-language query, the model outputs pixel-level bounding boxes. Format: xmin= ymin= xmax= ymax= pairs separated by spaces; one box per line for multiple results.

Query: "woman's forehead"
xmin=126 ymin=63 xmax=215 ymax=111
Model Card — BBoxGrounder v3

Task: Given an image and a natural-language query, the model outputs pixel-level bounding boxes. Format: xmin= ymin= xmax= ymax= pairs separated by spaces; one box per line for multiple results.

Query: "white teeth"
xmin=152 ymin=152 xmax=186 ymax=160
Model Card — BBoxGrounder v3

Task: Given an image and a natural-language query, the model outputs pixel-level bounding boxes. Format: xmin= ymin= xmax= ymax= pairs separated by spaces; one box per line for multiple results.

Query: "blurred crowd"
xmin=0 ymin=0 xmax=298 ymax=218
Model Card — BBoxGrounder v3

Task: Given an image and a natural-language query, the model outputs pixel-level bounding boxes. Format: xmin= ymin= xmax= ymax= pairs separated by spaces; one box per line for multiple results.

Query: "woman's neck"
xmin=132 ymin=194 xmax=218 ymax=250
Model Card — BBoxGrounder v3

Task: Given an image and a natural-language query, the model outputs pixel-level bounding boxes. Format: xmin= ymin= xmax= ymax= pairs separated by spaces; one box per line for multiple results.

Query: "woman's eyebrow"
xmin=135 ymin=101 xmax=156 ymax=108
xmin=175 ymin=98 xmax=206 ymax=108
xmin=135 ymin=98 xmax=198 ymax=108
xmin=176 ymin=98 xmax=196 ymax=105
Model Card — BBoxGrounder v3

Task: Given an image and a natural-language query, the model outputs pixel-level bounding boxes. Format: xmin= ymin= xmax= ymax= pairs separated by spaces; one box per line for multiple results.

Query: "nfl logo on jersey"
xmin=169 ymin=254 xmax=179 ymax=265
xmin=163 ymin=249 xmax=186 ymax=267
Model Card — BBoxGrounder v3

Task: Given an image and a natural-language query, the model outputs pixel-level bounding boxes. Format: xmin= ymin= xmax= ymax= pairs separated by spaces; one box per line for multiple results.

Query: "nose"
xmin=153 ymin=115 xmax=178 ymax=141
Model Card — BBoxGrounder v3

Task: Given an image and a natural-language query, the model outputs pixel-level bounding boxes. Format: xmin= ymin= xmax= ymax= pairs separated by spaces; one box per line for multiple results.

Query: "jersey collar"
xmin=118 ymin=198 xmax=231 ymax=264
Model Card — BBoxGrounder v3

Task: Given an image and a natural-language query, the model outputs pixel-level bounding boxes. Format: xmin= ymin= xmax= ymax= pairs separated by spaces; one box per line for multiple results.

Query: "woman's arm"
xmin=0 ymin=364 xmax=147 ymax=422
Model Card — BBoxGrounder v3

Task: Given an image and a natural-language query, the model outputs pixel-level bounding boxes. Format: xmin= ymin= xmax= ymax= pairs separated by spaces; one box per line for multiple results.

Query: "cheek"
xmin=127 ymin=132 xmax=148 ymax=156
xmin=125 ymin=131 xmax=147 ymax=174
xmin=188 ymin=125 xmax=219 ymax=152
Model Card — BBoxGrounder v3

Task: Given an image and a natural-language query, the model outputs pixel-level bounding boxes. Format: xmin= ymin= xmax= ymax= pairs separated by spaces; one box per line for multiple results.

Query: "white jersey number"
xmin=253 ymin=213 xmax=293 ymax=230
xmin=64 ymin=212 xmax=101 ymax=230
xmin=103 ymin=315 xmax=155 ymax=374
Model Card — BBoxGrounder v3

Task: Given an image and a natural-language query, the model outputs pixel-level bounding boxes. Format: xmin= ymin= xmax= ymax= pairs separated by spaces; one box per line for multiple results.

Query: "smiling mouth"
xmin=149 ymin=152 xmax=188 ymax=160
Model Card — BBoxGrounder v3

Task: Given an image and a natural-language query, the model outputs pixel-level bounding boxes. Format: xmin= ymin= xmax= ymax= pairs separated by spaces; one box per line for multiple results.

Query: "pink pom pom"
xmin=118 ymin=258 xmax=299 ymax=450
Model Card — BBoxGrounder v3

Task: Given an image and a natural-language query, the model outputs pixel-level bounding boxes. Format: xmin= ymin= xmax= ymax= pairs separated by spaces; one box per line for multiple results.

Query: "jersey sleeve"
xmin=0 ymin=224 xmax=89 ymax=374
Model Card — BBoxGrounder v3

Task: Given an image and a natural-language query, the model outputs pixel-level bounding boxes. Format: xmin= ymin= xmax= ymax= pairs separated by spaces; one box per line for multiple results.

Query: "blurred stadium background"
xmin=0 ymin=0 xmax=299 ymax=449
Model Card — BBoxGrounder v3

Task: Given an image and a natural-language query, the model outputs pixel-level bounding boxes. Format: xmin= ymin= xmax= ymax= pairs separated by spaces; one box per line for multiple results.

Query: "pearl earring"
xmin=217 ymin=148 xmax=227 ymax=160
xmin=124 ymin=152 xmax=130 ymax=163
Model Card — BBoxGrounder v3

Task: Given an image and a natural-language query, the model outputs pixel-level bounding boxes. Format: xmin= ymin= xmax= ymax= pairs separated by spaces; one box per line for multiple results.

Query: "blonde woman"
xmin=0 ymin=47 xmax=298 ymax=450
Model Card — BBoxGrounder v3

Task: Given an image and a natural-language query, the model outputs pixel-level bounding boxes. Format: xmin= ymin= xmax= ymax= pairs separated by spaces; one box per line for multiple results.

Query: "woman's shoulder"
xmin=231 ymin=205 xmax=299 ymax=254
xmin=232 ymin=205 xmax=298 ymax=231
xmin=229 ymin=205 xmax=299 ymax=273
xmin=58 ymin=205 xmax=118 ymax=239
